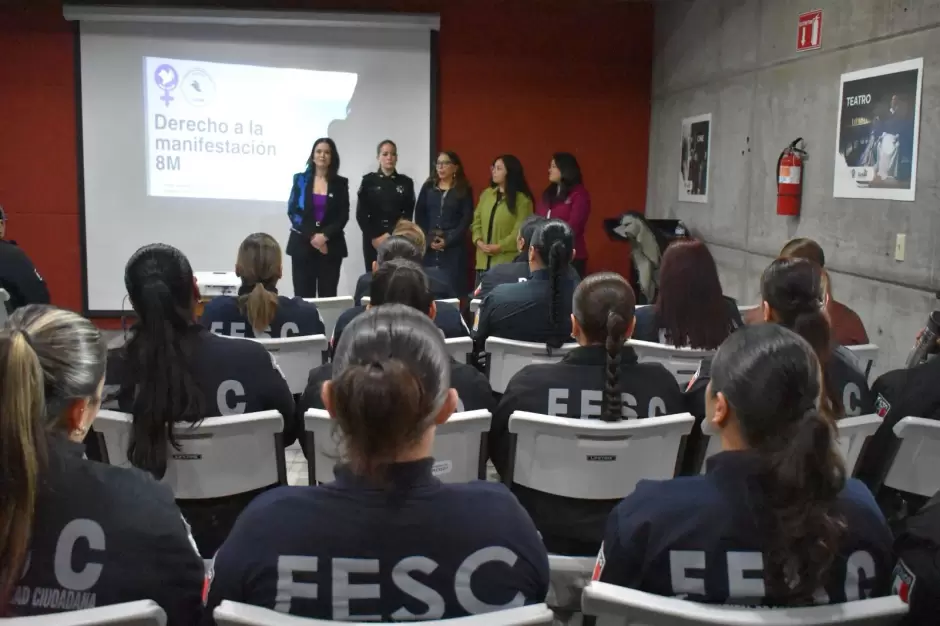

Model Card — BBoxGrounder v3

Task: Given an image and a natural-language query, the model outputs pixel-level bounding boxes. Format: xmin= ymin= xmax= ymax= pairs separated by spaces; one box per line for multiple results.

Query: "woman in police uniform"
xmin=356 ymin=140 xmax=416 ymax=273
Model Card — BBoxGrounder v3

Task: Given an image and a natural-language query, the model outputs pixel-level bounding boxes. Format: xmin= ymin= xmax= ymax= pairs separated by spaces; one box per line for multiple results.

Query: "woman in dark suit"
xmin=286 ymin=137 xmax=349 ymax=298
xmin=414 ymin=151 xmax=473 ymax=296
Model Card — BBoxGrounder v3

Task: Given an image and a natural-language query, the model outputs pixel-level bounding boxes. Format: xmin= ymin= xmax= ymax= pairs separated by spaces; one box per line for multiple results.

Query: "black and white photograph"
xmin=678 ymin=113 xmax=711 ymax=203
xmin=833 ymin=58 xmax=923 ymax=201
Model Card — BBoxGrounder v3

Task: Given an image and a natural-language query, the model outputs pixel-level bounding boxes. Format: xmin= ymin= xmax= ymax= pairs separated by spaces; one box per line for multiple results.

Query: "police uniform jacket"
xmin=893 ymin=490 xmax=940 ymax=625
xmin=356 ymin=170 xmax=416 ymax=240
xmin=331 ymin=304 xmax=469 ymax=354
xmin=353 ymin=268 xmax=457 ymax=306
xmin=632 ymin=296 xmax=744 ymax=345
xmin=474 ymin=253 xmax=581 ymax=300
xmin=475 ymin=269 xmax=577 ymax=348
xmin=596 ymin=451 xmax=894 ymax=606
xmin=8 ymin=436 xmax=203 ymax=625
xmin=204 ymin=459 xmax=550 ymax=622
xmin=102 ymin=327 xmax=295 ymax=557
xmin=855 ymin=356 xmax=940 ymax=489
xmin=286 ymin=168 xmax=350 ymax=259
xmin=200 ymin=291 xmax=325 ymax=339
xmin=299 ymin=359 xmax=495 ymax=422
xmin=490 ymin=345 xmax=684 ymax=554
xmin=0 ymin=239 xmax=50 ymax=311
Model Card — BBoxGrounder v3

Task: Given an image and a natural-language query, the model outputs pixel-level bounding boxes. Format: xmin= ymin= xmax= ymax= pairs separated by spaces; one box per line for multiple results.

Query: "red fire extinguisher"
xmin=777 ymin=138 xmax=806 ymax=216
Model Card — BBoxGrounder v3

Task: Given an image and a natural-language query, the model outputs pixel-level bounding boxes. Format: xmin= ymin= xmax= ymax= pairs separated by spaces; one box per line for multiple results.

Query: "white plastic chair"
xmin=738 ymin=303 xmax=760 ymax=314
xmin=0 ymin=288 xmax=9 ymax=327
xmin=361 ymin=297 xmax=460 ymax=308
xmin=581 ymin=580 xmax=908 ymax=625
xmin=4 ymin=600 xmax=166 ymax=626
xmin=94 ymin=410 xmax=286 ymax=499
xmin=883 ymin=416 xmax=940 ymax=497
xmin=213 ymin=601 xmax=554 ymax=626
xmin=194 ymin=271 xmax=241 ymax=298
xmin=304 ymin=409 xmax=492 ymax=485
xmin=699 ymin=414 xmax=883 ymax=475
xmin=303 ymin=296 xmax=354 ymax=342
xmin=445 ymin=336 xmax=472 ymax=363
xmin=251 ymin=334 xmax=327 ymax=394
xmin=845 ymin=344 xmax=879 ymax=380
xmin=484 ymin=337 xmax=576 ymax=394
xmin=507 ymin=411 xmax=693 ymax=611
xmin=469 ymin=298 xmax=482 ymax=314
xmin=627 ymin=339 xmax=713 ymax=386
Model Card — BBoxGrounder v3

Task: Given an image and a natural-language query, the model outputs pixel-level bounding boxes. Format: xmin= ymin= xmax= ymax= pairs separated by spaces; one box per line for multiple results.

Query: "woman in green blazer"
xmin=472 ymin=154 xmax=535 ymax=281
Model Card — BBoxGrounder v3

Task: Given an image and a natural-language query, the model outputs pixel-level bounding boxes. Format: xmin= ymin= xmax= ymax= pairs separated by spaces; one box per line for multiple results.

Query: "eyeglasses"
xmin=436 ymin=161 xmax=453 ymax=167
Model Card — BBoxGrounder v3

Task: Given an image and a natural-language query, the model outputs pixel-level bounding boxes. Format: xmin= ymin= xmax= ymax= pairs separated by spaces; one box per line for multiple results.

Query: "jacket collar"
xmin=513 ymin=250 xmax=528 ymax=263
xmin=529 ymin=268 xmax=550 ymax=281
xmin=333 ymin=458 xmax=438 ymax=490
xmin=50 ymin=433 xmax=86 ymax=459
xmin=704 ymin=450 xmax=762 ymax=477
xmin=377 ymin=169 xmax=398 ymax=179
xmin=563 ymin=344 xmax=639 ymax=366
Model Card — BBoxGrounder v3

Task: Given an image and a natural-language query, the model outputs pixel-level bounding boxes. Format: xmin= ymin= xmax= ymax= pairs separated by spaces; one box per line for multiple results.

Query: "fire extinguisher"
xmin=777 ymin=138 xmax=806 ymax=216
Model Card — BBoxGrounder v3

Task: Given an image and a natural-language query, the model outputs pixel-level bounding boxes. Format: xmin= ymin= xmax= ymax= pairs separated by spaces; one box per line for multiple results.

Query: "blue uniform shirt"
xmin=596 ymin=451 xmax=893 ymax=606
xmin=205 ymin=459 xmax=549 ymax=622
xmin=201 ymin=293 xmax=325 ymax=339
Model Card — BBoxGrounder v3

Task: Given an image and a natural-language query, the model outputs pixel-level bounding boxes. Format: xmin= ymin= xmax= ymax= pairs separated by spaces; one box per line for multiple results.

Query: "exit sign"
xmin=797 ymin=9 xmax=823 ymax=51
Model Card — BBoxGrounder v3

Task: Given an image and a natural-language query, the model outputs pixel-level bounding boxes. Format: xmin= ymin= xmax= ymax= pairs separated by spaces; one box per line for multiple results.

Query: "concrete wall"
xmin=647 ymin=0 xmax=940 ymax=377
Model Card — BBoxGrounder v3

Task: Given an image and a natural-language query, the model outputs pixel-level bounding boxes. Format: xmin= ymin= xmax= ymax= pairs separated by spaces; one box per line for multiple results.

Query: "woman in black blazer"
xmin=286 ymin=137 xmax=349 ymax=298
xmin=414 ymin=150 xmax=473 ymax=296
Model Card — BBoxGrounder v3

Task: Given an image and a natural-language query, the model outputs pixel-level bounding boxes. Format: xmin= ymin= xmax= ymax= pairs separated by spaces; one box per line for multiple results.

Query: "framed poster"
xmin=679 ymin=113 xmax=711 ymax=203
xmin=833 ymin=58 xmax=923 ymax=201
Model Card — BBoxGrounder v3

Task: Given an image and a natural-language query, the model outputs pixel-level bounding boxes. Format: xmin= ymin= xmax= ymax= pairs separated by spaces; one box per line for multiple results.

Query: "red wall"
xmin=0 ymin=1 xmax=653 ymax=318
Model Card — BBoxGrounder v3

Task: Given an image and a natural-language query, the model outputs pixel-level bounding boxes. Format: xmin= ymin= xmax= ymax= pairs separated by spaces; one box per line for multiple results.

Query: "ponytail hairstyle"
xmin=236 ymin=233 xmax=282 ymax=335
xmin=709 ymin=324 xmax=846 ymax=605
xmin=0 ymin=305 xmax=106 ymax=611
xmin=573 ymin=273 xmax=637 ymax=422
xmin=371 ymin=259 xmax=434 ymax=313
xmin=123 ymin=244 xmax=206 ymax=478
xmin=761 ymin=257 xmax=842 ymax=418
xmin=530 ymin=219 xmax=574 ymax=333
xmin=328 ymin=304 xmax=451 ymax=480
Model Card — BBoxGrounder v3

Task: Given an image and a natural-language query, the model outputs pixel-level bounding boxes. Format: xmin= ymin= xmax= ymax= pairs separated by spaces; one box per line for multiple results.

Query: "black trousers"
xmin=292 ymin=252 xmax=342 ymax=298
xmin=362 ymin=235 xmax=378 ymax=273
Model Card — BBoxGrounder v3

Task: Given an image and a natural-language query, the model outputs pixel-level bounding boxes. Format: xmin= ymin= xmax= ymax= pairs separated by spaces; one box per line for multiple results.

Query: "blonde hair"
xmin=0 ymin=305 xmax=106 ymax=610
xmin=236 ymin=233 xmax=282 ymax=334
xmin=392 ymin=220 xmax=426 ymax=252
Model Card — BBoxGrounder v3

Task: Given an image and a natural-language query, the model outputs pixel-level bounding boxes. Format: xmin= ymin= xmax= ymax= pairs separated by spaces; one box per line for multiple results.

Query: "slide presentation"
xmin=146 ymin=57 xmax=358 ymax=202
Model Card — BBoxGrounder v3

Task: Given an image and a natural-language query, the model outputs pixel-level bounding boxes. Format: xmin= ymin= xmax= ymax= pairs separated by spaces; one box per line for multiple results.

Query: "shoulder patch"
xmin=892 ymin=558 xmax=916 ymax=603
xmin=875 ymin=394 xmax=892 ymax=419
xmin=592 ymin=543 xmax=606 ymax=581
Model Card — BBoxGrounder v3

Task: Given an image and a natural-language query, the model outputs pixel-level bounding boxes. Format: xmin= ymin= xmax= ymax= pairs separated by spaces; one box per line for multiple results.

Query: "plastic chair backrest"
xmin=581 ymin=581 xmax=908 ymax=625
xmin=251 ymin=334 xmax=327 ymax=394
xmin=303 ymin=409 xmax=492 ymax=484
xmin=194 ymin=271 xmax=240 ymax=298
xmin=845 ymin=344 xmax=879 ymax=380
xmin=508 ymin=411 xmax=694 ymax=500
xmin=484 ymin=337 xmax=576 ymax=393
xmin=4 ymin=600 xmax=167 ymax=626
xmin=213 ymin=601 xmax=554 ymax=626
xmin=883 ymin=416 xmax=940 ymax=497
xmin=94 ymin=409 xmax=286 ymax=499
xmin=469 ymin=298 xmax=482 ymax=314
xmin=699 ymin=413 xmax=883 ymax=475
xmin=303 ymin=296 xmax=354 ymax=341
xmin=627 ymin=339 xmax=713 ymax=386
xmin=445 ymin=336 xmax=472 ymax=364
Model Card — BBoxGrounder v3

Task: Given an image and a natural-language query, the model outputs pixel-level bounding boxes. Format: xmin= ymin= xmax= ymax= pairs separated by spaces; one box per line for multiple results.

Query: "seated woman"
xmin=206 ymin=304 xmax=549 ymax=621
xmin=597 ymin=324 xmax=893 ymax=606
xmin=475 ymin=219 xmax=578 ymax=348
xmin=353 ymin=222 xmax=457 ymax=305
xmin=633 ymin=239 xmax=743 ymax=348
xmin=200 ymin=233 xmax=325 ymax=338
xmin=1 ymin=305 xmax=202 ymax=623
xmin=103 ymin=243 xmax=295 ymax=558
xmin=687 ymin=257 xmax=872 ymax=421
xmin=301 ymin=258 xmax=494 ymax=422
xmin=491 ymin=273 xmax=684 ymax=556
xmin=334 ymin=237 xmax=469 ymax=352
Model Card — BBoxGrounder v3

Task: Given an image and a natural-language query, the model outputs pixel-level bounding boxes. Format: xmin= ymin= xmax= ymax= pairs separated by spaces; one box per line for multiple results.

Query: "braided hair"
xmin=573 ymin=273 xmax=637 ymax=422
xmin=530 ymin=219 xmax=575 ymax=338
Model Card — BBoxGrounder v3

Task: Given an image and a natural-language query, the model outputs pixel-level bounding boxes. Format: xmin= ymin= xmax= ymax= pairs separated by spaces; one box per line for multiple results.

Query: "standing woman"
xmin=286 ymin=138 xmax=349 ymax=298
xmin=472 ymin=154 xmax=535 ymax=283
xmin=537 ymin=152 xmax=591 ymax=277
xmin=356 ymin=139 xmax=416 ymax=273
xmin=415 ymin=151 xmax=473 ymax=296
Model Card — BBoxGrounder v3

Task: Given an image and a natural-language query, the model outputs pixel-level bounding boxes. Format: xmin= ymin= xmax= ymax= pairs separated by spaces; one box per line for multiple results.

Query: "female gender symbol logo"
xmin=154 ymin=64 xmax=179 ymax=107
